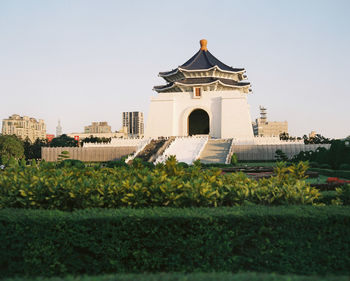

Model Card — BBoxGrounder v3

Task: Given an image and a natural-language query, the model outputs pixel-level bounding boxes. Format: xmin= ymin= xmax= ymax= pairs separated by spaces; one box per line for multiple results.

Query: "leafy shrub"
xmin=275 ymin=149 xmax=288 ymax=161
xmin=309 ymin=161 xmax=319 ymax=168
xmin=2 ymin=272 xmax=350 ymax=281
xmin=0 ymin=207 xmax=349 ymax=277
xmin=317 ymin=191 xmax=337 ymax=205
xmin=178 ymin=162 xmax=189 ymax=168
xmin=339 ymin=163 xmax=350 ymax=170
xmin=231 ymin=153 xmax=238 ymax=165
xmin=309 ymin=168 xmax=350 ymax=179
xmin=319 ymin=163 xmax=331 ymax=169
xmin=58 ymin=159 xmax=85 ymax=169
xmin=106 ymin=160 xmax=128 ymax=168
xmin=336 ymin=184 xmax=350 ymax=205
xmin=0 ymin=160 xmax=321 ymax=210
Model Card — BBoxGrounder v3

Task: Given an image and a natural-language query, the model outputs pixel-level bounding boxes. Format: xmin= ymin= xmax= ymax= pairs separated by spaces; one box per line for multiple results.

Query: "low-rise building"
xmin=1 ymin=114 xmax=46 ymax=142
xmin=252 ymin=106 xmax=288 ymax=137
xmin=84 ymin=122 xmax=111 ymax=134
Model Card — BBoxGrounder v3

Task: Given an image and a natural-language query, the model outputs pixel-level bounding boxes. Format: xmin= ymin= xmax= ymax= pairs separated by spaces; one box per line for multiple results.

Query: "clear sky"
xmin=1 ymin=0 xmax=349 ymax=138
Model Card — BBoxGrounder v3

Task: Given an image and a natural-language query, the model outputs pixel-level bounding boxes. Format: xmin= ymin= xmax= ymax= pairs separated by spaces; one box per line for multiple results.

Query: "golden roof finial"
xmin=200 ymin=39 xmax=207 ymax=51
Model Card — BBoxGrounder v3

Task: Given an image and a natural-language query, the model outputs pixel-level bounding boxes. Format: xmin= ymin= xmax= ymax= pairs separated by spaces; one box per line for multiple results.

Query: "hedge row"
xmin=2 ymin=272 xmax=349 ymax=281
xmin=0 ymin=161 xmax=321 ymax=210
xmin=309 ymin=168 xmax=350 ymax=179
xmin=1 ymin=206 xmax=350 ymax=277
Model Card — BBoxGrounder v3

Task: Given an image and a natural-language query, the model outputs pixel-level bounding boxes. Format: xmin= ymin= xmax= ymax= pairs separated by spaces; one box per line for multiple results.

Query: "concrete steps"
xmin=199 ymin=139 xmax=232 ymax=164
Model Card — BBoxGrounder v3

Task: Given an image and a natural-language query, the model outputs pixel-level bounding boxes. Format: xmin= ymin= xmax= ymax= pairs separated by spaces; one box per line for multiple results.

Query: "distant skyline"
xmin=1 ymin=0 xmax=349 ymax=138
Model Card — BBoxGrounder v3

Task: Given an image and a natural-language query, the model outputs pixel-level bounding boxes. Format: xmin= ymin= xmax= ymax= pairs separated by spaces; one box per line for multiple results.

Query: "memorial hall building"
xmin=146 ymin=39 xmax=254 ymax=139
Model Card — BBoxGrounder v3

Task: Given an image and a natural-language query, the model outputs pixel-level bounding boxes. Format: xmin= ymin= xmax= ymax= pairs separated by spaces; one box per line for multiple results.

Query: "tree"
xmin=23 ymin=137 xmax=48 ymax=160
xmin=0 ymin=135 xmax=24 ymax=161
xmin=50 ymin=134 xmax=78 ymax=147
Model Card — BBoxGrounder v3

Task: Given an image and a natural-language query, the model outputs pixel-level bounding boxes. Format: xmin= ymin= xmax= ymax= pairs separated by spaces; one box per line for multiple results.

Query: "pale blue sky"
xmin=1 ymin=0 xmax=349 ymax=138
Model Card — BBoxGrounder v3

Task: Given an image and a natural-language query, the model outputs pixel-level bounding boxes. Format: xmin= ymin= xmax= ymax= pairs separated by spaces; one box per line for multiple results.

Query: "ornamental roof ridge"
xmin=159 ymin=39 xmax=245 ymax=77
xmin=153 ymin=77 xmax=251 ymax=92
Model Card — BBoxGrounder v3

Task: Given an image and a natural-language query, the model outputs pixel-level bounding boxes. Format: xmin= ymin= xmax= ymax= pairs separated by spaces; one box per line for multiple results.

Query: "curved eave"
xmin=153 ymin=80 xmax=250 ymax=93
xmin=159 ymin=65 xmax=246 ymax=78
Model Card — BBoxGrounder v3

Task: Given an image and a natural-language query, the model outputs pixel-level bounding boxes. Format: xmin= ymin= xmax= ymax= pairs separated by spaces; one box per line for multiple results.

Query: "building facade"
xmin=146 ymin=39 xmax=254 ymax=139
xmin=84 ymin=122 xmax=111 ymax=134
xmin=1 ymin=114 xmax=46 ymax=142
xmin=122 ymin=112 xmax=144 ymax=137
xmin=252 ymin=106 xmax=288 ymax=137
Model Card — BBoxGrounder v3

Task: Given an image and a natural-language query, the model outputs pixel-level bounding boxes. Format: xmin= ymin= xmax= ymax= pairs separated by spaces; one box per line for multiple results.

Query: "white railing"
xmin=225 ymin=138 xmax=235 ymax=164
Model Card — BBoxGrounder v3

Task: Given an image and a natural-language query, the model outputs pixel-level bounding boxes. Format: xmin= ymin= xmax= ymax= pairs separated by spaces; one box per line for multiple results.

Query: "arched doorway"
xmin=188 ymin=109 xmax=209 ymax=136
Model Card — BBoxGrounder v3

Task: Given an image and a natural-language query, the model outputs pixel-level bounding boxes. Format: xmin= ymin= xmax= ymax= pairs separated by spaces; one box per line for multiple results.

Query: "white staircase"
xmin=155 ymin=136 xmax=208 ymax=164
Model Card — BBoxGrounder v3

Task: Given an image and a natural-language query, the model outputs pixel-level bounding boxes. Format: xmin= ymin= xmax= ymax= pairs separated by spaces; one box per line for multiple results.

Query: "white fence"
xmin=232 ymin=144 xmax=331 ymax=161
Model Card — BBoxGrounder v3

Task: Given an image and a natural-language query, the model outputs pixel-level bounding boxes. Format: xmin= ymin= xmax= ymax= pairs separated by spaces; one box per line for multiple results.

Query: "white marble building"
xmin=146 ymin=39 xmax=254 ymax=139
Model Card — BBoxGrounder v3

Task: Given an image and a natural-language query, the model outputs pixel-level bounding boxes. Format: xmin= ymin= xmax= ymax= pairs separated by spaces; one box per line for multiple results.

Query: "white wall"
xmin=146 ymin=90 xmax=254 ymax=139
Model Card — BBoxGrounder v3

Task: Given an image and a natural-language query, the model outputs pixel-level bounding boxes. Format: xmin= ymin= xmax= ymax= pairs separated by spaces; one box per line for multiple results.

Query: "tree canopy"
xmin=0 ymin=135 xmax=24 ymax=161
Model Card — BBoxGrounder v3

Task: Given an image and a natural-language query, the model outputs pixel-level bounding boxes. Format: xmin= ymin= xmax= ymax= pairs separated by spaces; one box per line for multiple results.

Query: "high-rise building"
xmin=252 ymin=106 xmax=288 ymax=137
xmin=84 ymin=122 xmax=112 ymax=134
xmin=56 ymin=120 xmax=62 ymax=137
xmin=1 ymin=114 xmax=46 ymax=142
xmin=122 ymin=112 xmax=144 ymax=137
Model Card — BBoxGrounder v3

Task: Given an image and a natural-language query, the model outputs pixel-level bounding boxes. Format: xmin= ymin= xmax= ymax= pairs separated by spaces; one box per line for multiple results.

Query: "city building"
xmin=56 ymin=120 xmax=62 ymax=137
xmin=84 ymin=122 xmax=111 ymax=134
xmin=122 ymin=112 xmax=144 ymax=137
xmin=1 ymin=114 xmax=46 ymax=142
xmin=146 ymin=39 xmax=253 ymax=138
xmin=252 ymin=106 xmax=288 ymax=137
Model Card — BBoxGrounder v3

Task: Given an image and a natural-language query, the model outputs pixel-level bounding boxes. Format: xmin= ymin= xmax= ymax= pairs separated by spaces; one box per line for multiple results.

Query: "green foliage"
xmin=309 ymin=168 xmax=350 ymax=179
xmin=106 ymin=160 xmax=128 ymax=168
xmin=58 ymin=159 xmax=85 ymax=169
xmin=319 ymin=163 xmax=331 ymax=169
xmin=82 ymin=136 xmax=111 ymax=144
xmin=57 ymin=151 xmax=70 ymax=162
xmin=23 ymin=138 xmax=48 ymax=160
xmin=230 ymin=153 xmax=238 ymax=165
xmin=0 ymin=161 xmax=321 ymax=210
xmin=0 ymin=135 xmax=24 ymax=160
xmin=50 ymin=134 xmax=78 ymax=147
xmin=335 ymin=184 xmax=350 ymax=205
xmin=275 ymin=150 xmax=288 ymax=161
xmin=2 ymin=272 xmax=350 ymax=281
xmin=0 ymin=206 xmax=349 ymax=277
xmin=292 ymin=140 xmax=350 ymax=169
xmin=339 ymin=163 xmax=350 ymax=170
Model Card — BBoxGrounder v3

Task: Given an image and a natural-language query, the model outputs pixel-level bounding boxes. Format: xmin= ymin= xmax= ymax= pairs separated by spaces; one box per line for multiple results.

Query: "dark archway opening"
xmin=188 ymin=109 xmax=209 ymax=136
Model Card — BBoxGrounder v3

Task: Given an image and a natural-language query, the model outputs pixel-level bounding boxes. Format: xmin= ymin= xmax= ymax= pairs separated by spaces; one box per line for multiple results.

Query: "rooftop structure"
xmin=1 ymin=114 xmax=46 ymax=142
xmin=154 ymin=39 xmax=251 ymax=94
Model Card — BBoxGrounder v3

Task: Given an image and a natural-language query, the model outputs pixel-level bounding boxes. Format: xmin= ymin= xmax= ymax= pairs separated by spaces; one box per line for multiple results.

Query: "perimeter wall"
xmin=42 ymin=147 xmax=136 ymax=162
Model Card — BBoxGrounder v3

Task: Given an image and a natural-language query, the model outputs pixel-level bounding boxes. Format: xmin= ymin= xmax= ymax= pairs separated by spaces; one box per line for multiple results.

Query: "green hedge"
xmin=309 ymin=168 xmax=350 ymax=179
xmin=0 ymin=207 xmax=350 ymax=278
xmin=2 ymin=272 xmax=350 ymax=281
